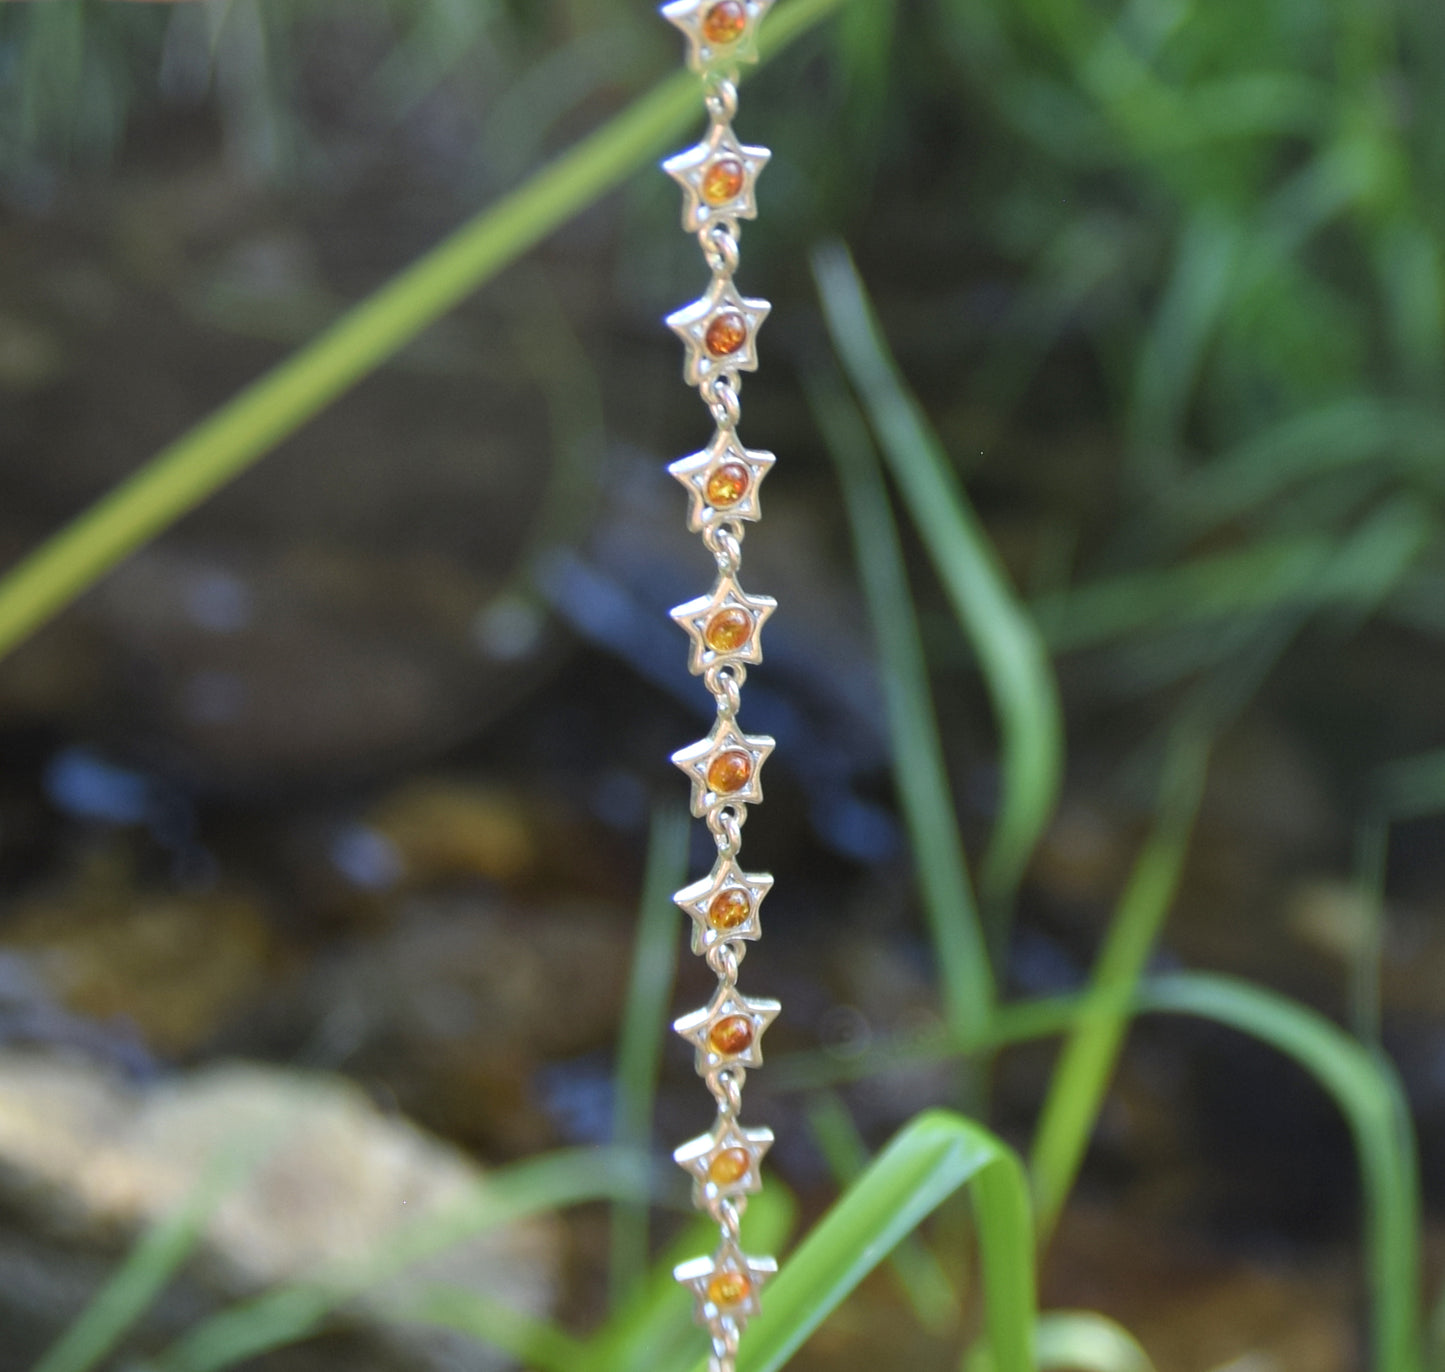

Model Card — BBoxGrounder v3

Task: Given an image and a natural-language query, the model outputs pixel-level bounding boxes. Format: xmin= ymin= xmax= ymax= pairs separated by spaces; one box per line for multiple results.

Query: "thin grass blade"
xmin=152 ymin=1146 xmax=654 ymax=1372
xmin=1139 ymin=973 xmax=1424 ymax=1372
xmin=376 ymin=1288 xmax=589 ymax=1372
xmin=30 ymin=1138 xmax=268 ymax=1372
xmin=805 ymin=1091 xmax=958 ymax=1334
xmin=813 ymin=241 xmax=1064 ymax=914
xmin=1030 ymin=725 xmax=1209 ymax=1239
xmin=610 ymin=804 xmax=690 ymax=1307
xmin=810 ymin=367 xmax=993 ymax=1038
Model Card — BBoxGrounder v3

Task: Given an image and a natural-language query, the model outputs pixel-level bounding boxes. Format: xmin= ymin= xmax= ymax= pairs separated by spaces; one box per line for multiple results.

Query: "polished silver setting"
xmin=661 ymin=0 xmax=775 ymax=72
xmin=672 ymin=719 xmax=774 ymax=818
xmin=674 ymin=982 xmax=780 ymax=1077
xmin=674 ymin=855 xmax=772 ymax=954
xmin=670 ymin=574 xmax=776 ymax=675
xmin=664 ymin=123 xmax=771 ymax=232
xmin=661 ymin=8 xmax=778 ymax=1368
xmin=666 ymin=276 xmax=771 ymax=389
xmin=675 ymin=1116 xmax=775 ymax=1209
xmin=669 ymin=432 xmax=776 ymax=531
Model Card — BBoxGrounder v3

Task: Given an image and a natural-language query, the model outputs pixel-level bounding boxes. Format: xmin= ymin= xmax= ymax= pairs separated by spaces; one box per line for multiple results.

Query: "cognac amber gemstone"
xmin=709 ymin=1147 xmax=751 ymax=1185
xmin=705 ymin=461 xmax=750 ymax=508
xmin=707 ymin=749 xmax=752 ymax=793
xmin=708 ymin=1269 xmax=753 ymax=1307
xmin=708 ymin=887 xmax=751 ymax=931
xmin=702 ymin=158 xmax=746 ymax=205
xmin=705 ymin=608 xmax=752 ymax=652
xmin=702 ymin=1 xmax=748 ymax=45
xmin=709 ymin=1014 xmax=754 ymax=1055
xmin=705 ymin=311 xmax=747 ymax=357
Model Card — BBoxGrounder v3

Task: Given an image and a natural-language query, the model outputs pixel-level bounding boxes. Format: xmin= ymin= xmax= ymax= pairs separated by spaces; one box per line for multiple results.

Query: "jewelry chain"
xmin=660 ymin=4 xmax=779 ymax=1369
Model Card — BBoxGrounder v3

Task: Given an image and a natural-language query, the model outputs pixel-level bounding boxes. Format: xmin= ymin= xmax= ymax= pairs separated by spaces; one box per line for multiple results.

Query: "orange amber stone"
xmin=709 ymin=1147 xmax=751 ymax=1185
xmin=702 ymin=1 xmax=748 ymax=45
xmin=705 ymin=461 xmax=750 ymax=508
xmin=708 ymin=887 xmax=751 ymax=931
xmin=705 ymin=608 xmax=752 ymax=652
xmin=709 ymin=1014 xmax=754 ymax=1055
xmin=702 ymin=158 xmax=746 ymax=206
xmin=708 ymin=1269 xmax=753 ymax=1307
xmin=707 ymin=749 xmax=752 ymax=793
xmin=705 ymin=311 xmax=747 ymax=357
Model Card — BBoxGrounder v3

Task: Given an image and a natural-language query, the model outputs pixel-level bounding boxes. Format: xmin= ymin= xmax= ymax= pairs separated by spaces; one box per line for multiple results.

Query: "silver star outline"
xmin=670 ymin=573 xmax=776 ymax=676
xmin=671 ymin=718 xmax=773 ymax=818
xmin=675 ymin=1116 xmax=774 ymax=1210
xmin=664 ymin=123 xmax=771 ymax=233
xmin=674 ymin=1243 xmax=778 ymax=1331
xmin=666 ymin=277 xmax=770 ymax=389
xmin=674 ymin=981 xmax=781 ymax=1076
xmin=669 ymin=432 xmax=775 ymax=532
xmin=674 ymin=854 xmax=773 ymax=954
xmin=661 ymin=0 xmax=775 ymax=72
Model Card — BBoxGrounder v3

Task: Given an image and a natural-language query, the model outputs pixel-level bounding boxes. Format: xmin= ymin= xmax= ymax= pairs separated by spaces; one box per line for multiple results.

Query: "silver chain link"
xmin=659 ymin=5 xmax=780 ymax=1369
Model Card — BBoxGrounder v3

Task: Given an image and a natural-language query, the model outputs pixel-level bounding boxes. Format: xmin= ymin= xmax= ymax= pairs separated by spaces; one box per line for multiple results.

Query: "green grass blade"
xmin=773 ymin=970 xmax=1422 ymax=1372
xmin=810 ymin=368 xmax=994 ymax=1038
xmin=1126 ymin=209 xmax=1240 ymax=484
xmin=1030 ymin=726 xmax=1209 ymax=1239
xmin=376 ymin=1287 xmax=588 ymax=1372
xmin=1034 ymin=499 xmax=1435 ymax=653
xmin=967 ymin=1310 xmax=1156 ymax=1372
xmin=0 ymin=0 xmax=847 ymax=666
xmin=1169 ymin=399 xmax=1445 ymax=536
xmin=684 ymin=1110 xmax=1036 ymax=1372
xmin=30 ymin=1140 xmax=266 ymax=1372
xmin=813 ymin=242 xmax=1065 ymax=913
xmin=1350 ymin=815 xmax=1388 ymax=1048
xmin=152 ymin=1146 xmax=654 ymax=1372
xmin=610 ymin=804 xmax=690 ymax=1307
xmin=805 ymin=1092 xmax=958 ymax=1334
xmin=1031 ymin=1312 xmax=1156 ymax=1372
xmin=1139 ymin=973 xmax=1424 ymax=1372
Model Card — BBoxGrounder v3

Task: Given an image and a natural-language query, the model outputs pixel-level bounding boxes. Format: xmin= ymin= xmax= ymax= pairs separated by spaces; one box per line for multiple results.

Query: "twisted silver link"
xmin=662 ymin=8 xmax=777 ymax=1363
xmin=705 ymin=663 xmax=745 ymax=716
xmin=703 ymin=520 xmax=744 ymax=575
xmin=708 ymin=803 xmax=745 ymax=856
xmin=704 ymin=73 xmax=739 ymax=123
xmin=701 ymin=222 xmax=742 ymax=275
xmin=715 ymin=1067 xmax=744 ymax=1116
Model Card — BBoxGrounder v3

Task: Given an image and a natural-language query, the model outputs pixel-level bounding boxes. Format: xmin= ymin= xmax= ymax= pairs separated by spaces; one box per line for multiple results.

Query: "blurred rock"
xmin=3 ymin=850 xmax=275 ymax=1058
xmin=70 ymin=544 xmax=561 ymax=788
xmin=367 ymin=779 xmax=539 ymax=888
xmin=0 ymin=1052 xmax=559 ymax=1371
xmin=235 ymin=896 xmax=632 ymax=1155
xmin=1048 ymin=1205 xmax=1355 ymax=1372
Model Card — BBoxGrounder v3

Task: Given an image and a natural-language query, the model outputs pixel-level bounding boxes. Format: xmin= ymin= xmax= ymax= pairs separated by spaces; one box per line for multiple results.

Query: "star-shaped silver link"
xmin=671 ymin=718 xmax=774 ymax=818
xmin=661 ymin=0 xmax=774 ymax=72
xmin=674 ymin=1243 xmax=778 ymax=1332
xmin=675 ymin=1116 xmax=774 ymax=1211
xmin=674 ymin=982 xmax=781 ymax=1076
xmin=671 ymin=574 xmax=776 ymax=676
xmin=674 ymin=855 xmax=772 ymax=954
xmin=667 ymin=277 xmax=770 ymax=389
xmin=669 ymin=431 xmax=775 ymax=532
xmin=664 ymin=123 xmax=771 ymax=233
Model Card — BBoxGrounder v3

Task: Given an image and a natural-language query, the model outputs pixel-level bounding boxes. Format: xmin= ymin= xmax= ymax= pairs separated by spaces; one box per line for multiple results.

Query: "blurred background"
xmin=0 ymin=1 xmax=1443 ymax=1369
